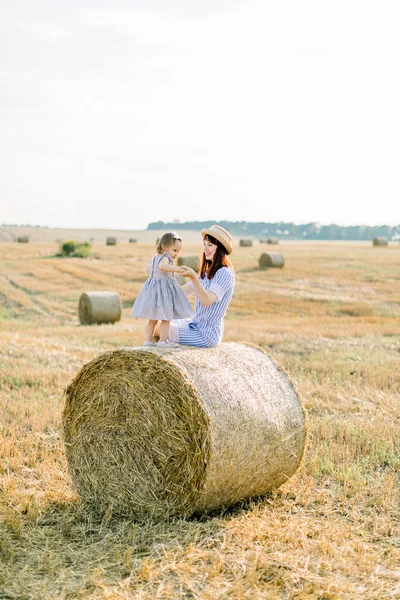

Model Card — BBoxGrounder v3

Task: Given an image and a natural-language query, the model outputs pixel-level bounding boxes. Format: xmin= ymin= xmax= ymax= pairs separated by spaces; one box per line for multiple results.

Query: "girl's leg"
xmin=159 ymin=320 xmax=171 ymax=342
xmin=144 ymin=320 xmax=158 ymax=342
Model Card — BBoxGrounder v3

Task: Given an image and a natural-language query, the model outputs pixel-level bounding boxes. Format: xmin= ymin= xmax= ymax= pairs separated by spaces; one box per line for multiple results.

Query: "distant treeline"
xmin=148 ymin=221 xmax=400 ymax=241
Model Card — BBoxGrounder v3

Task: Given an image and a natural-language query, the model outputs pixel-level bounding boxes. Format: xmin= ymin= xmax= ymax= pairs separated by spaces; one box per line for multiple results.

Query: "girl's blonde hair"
xmin=156 ymin=232 xmax=182 ymax=254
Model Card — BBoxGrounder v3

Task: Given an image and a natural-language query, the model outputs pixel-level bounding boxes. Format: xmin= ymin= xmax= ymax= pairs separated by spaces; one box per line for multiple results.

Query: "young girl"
xmin=131 ymin=232 xmax=192 ymax=347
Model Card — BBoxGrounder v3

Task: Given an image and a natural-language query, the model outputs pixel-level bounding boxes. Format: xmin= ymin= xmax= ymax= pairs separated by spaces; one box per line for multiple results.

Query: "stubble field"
xmin=0 ymin=230 xmax=399 ymax=599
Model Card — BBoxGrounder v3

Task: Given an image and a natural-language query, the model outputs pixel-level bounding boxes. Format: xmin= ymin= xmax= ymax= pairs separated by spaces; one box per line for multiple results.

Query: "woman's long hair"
xmin=199 ymin=234 xmax=233 ymax=279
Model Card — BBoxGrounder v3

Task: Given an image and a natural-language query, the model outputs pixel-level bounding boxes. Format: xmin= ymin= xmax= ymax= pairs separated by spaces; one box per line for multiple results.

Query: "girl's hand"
xmin=179 ymin=266 xmax=196 ymax=279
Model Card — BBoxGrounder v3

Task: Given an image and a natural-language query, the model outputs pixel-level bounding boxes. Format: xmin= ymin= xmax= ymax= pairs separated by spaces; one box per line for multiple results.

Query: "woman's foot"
xmin=157 ymin=340 xmax=179 ymax=348
xmin=143 ymin=340 xmax=156 ymax=347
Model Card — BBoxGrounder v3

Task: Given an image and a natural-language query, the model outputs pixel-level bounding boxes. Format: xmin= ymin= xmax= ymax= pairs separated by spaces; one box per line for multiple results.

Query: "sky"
xmin=1 ymin=0 xmax=399 ymax=230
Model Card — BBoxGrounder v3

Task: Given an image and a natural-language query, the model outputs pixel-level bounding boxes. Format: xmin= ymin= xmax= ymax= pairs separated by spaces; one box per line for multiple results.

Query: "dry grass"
xmin=0 ymin=234 xmax=399 ymax=599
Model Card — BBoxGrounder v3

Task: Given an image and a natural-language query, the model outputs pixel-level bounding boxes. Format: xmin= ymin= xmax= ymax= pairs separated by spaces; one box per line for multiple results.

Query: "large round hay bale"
xmin=129 ymin=238 xmax=137 ymax=243
xmin=240 ymin=239 xmax=253 ymax=247
xmin=106 ymin=237 xmax=117 ymax=246
xmin=259 ymin=252 xmax=285 ymax=269
xmin=17 ymin=236 xmax=30 ymax=243
xmin=177 ymin=255 xmax=200 ymax=271
xmin=267 ymin=237 xmax=279 ymax=245
xmin=372 ymin=237 xmax=388 ymax=246
xmin=62 ymin=343 xmax=306 ymax=519
xmin=78 ymin=291 xmax=122 ymax=325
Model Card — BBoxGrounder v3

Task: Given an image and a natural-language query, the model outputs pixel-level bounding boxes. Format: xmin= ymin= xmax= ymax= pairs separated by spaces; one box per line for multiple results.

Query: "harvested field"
xmin=0 ymin=230 xmax=399 ymax=599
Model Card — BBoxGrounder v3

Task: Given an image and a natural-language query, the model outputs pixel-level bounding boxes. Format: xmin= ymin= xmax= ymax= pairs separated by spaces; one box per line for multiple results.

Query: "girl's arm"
xmin=159 ymin=263 xmax=185 ymax=274
xmin=179 ymin=267 xmax=217 ymax=306
xmin=159 ymin=255 xmax=185 ymax=274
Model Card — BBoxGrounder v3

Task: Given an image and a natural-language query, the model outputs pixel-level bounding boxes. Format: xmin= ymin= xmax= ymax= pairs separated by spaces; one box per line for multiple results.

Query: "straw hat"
xmin=201 ymin=225 xmax=233 ymax=255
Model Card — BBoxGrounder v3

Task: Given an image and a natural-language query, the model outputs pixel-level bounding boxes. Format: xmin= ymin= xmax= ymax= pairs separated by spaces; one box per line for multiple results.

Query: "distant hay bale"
xmin=129 ymin=238 xmax=137 ymax=243
xmin=259 ymin=252 xmax=285 ymax=269
xmin=78 ymin=291 xmax=122 ymax=325
xmin=240 ymin=239 xmax=253 ymax=247
xmin=175 ymin=256 xmax=199 ymax=286
xmin=177 ymin=255 xmax=200 ymax=271
xmin=372 ymin=237 xmax=388 ymax=246
xmin=106 ymin=237 xmax=117 ymax=246
xmin=62 ymin=343 xmax=306 ymax=519
xmin=267 ymin=238 xmax=279 ymax=245
xmin=17 ymin=236 xmax=30 ymax=243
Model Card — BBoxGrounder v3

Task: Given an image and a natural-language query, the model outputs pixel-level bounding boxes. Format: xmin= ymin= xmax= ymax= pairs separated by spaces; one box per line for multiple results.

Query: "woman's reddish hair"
xmin=199 ymin=234 xmax=233 ymax=280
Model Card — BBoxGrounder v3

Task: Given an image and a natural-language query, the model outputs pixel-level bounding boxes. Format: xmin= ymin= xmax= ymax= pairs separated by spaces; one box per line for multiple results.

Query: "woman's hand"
xmin=179 ymin=266 xmax=197 ymax=280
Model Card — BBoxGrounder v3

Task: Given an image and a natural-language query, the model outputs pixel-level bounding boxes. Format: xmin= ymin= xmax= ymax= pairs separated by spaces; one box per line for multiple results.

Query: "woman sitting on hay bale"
xmin=155 ymin=225 xmax=235 ymax=347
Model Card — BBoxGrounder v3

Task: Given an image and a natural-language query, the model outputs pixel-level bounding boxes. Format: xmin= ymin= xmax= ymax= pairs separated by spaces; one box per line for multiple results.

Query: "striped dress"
xmin=170 ymin=267 xmax=235 ymax=347
xmin=131 ymin=253 xmax=192 ymax=321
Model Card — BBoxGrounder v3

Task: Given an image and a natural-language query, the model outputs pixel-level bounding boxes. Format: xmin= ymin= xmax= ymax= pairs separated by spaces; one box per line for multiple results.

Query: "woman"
xmin=168 ymin=225 xmax=235 ymax=347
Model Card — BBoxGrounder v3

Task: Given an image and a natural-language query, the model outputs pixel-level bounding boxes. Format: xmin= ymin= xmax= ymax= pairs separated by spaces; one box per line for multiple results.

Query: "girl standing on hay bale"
xmin=131 ymin=232 xmax=192 ymax=347
xmin=156 ymin=225 xmax=235 ymax=348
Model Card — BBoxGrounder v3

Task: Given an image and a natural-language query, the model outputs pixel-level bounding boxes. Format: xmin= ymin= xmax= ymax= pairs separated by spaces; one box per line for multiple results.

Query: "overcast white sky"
xmin=1 ymin=1 xmax=399 ymax=229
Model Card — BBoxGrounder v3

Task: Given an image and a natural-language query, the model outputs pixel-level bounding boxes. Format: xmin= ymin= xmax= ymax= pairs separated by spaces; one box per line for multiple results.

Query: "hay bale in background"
xmin=17 ymin=236 xmax=30 ymax=243
xmin=177 ymin=255 xmax=200 ymax=271
xmin=175 ymin=256 xmax=200 ymax=285
xmin=240 ymin=239 xmax=253 ymax=247
xmin=63 ymin=343 xmax=306 ymax=519
xmin=106 ymin=237 xmax=117 ymax=246
xmin=372 ymin=237 xmax=388 ymax=246
xmin=78 ymin=291 xmax=122 ymax=325
xmin=129 ymin=238 xmax=137 ymax=243
xmin=267 ymin=238 xmax=279 ymax=245
xmin=259 ymin=252 xmax=285 ymax=269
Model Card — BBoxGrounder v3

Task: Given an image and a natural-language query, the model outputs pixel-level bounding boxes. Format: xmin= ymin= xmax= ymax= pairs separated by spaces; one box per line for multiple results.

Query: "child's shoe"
xmin=157 ymin=340 xmax=179 ymax=348
xmin=143 ymin=340 xmax=156 ymax=347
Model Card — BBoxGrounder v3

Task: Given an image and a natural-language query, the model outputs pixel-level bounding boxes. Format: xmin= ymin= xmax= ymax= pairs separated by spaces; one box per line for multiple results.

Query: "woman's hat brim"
xmin=201 ymin=227 xmax=233 ymax=255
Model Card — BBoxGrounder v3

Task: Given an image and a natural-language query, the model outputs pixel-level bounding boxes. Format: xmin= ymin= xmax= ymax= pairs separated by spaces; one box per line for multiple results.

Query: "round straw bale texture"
xmin=106 ymin=237 xmax=117 ymax=246
xmin=177 ymin=255 xmax=200 ymax=271
xmin=239 ymin=239 xmax=253 ymax=247
xmin=259 ymin=252 xmax=285 ymax=269
xmin=372 ymin=237 xmax=388 ymax=246
xmin=17 ymin=236 xmax=30 ymax=243
xmin=78 ymin=291 xmax=122 ymax=325
xmin=62 ymin=343 xmax=306 ymax=519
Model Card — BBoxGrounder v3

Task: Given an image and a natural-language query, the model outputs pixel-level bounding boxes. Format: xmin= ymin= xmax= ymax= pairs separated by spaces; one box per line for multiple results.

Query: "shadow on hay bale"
xmin=78 ymin=291 xmax=122 ymax=325
xmin=259 ymin=252 xmax=285 ymax=269
xmin=106 ymin=237 xmax=117 ymax=246
xmin=372 ymin=237 xmax=388 ymax=246
xmin=62 ymin=343 xmax=306 ymax=520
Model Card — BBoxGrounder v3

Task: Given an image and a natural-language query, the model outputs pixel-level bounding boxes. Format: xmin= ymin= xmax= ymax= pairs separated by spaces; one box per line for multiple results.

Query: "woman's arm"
xmin=181 ymin=281 xmax=195 ymax=297
xmin=179 ymin=267 xmax=217 ymax=306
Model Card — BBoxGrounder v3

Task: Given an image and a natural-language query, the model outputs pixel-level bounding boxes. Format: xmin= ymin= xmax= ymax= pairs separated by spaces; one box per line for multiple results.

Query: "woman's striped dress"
xmin=169 ymin=267 xmax=235 ymax=347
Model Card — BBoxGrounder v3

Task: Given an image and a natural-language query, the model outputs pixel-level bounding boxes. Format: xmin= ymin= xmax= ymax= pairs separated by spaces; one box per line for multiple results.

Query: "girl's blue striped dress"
xmin=131 ymin=253 xmax=192 ymax=321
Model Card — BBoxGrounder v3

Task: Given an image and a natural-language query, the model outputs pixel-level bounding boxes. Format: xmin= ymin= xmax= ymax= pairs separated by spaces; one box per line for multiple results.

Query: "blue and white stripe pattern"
xmin=171 ymin=267 xmax=235 ymax=347
xmin=131 ymin=253 xmax=192 ymax=321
